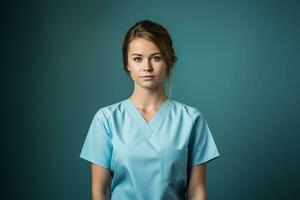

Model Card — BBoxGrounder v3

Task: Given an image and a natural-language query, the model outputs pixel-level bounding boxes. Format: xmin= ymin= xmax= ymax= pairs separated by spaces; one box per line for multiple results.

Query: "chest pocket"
xmin=161 ymin=148 xmax=188 ymax=182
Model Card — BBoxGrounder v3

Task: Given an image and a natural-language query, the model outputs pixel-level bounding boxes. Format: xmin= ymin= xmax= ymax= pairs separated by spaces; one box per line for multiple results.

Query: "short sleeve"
xmin=79 ymin=108 xmax=112 ymax=170
xmin=188 ymin=113 xmax=221 ymax=167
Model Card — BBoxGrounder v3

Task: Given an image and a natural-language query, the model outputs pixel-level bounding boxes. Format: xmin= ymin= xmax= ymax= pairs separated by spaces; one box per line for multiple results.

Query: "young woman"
xmin=80 ymin=19 xmax=221 ymax=200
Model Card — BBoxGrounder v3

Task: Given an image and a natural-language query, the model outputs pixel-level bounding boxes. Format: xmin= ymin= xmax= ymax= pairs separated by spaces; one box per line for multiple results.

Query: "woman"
xmin=80 ymin=19 xmax=221 ymax=200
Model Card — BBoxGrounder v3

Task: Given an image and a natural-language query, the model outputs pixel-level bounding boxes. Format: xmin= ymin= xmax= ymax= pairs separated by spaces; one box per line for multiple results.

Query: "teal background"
xmin=3 ymin=0 xmax=300 ymax=199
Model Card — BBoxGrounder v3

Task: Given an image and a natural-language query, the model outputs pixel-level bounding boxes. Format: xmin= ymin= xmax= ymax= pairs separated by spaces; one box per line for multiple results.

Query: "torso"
xmin=80 ymin=98 xmax=220 ymax=199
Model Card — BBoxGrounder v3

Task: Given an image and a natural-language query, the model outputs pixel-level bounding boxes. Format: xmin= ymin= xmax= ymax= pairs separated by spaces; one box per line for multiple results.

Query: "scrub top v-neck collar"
xmin=123 ymin=98 xmax=172 ymax=137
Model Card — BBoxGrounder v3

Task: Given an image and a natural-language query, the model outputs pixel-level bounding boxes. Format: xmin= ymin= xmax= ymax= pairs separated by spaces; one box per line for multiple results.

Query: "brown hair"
xmin=122 ymin=19 xmax=177 ymax=97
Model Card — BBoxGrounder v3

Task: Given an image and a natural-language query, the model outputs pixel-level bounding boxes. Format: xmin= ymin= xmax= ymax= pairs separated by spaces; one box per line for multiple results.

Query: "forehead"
xmin=128 ymin=38 xmax=160 ymax=54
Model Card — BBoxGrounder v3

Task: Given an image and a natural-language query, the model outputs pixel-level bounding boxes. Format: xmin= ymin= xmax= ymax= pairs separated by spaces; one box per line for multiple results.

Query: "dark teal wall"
xmin=3 ymin=0 xmax=300 ymax=199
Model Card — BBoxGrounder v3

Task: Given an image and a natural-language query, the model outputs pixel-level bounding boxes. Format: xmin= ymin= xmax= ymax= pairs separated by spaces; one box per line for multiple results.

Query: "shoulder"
xmin=93 ymin=99 xmax=127 ymax=120
xmin=170 ymin=99 xmax=204 ymax=121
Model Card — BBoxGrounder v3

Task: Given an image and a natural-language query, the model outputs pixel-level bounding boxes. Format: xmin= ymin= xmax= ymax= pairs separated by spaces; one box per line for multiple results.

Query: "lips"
xmin=140 ymin=76 xmax=155 ymax=80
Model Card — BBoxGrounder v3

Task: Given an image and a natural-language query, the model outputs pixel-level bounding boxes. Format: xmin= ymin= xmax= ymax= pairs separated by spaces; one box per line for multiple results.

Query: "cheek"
xmin=134 ymin=62 xmax=143 ymax=69
xmin=155 ymin=60 xmax=167 ymax=69
xmin=128 ymin=65 xmax=140 ymax=79
xmin=156 ymin=63 xmax=167 ymax=74
xmin=128 ymin=60 xmax=142 ymax=71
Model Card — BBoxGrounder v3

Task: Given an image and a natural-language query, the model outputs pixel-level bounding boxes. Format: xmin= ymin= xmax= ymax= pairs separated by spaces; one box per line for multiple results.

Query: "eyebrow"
xmin=131 ymin=53 xmax=161 ymax=57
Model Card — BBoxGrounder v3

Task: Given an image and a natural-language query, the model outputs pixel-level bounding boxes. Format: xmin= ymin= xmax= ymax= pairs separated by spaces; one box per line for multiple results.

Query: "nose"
xmin=141 ymin=58 xmax=153 ymax=71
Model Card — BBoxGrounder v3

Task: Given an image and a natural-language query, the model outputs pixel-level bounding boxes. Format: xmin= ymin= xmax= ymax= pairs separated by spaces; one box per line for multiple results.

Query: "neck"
xmin=129 ymin=83 xmax=169 ymax=111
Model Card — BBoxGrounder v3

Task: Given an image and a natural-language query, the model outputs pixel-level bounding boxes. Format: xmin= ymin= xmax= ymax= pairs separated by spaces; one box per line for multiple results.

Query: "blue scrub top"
xmin=80 ymin=98 xmax=220 ymax=199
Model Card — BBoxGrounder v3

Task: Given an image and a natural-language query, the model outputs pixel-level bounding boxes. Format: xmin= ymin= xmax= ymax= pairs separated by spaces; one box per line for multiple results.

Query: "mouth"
xmin=140 ymin=76 xmax=155 ymax=78
xmin=140 ymin=76 xmax=155 ymax=80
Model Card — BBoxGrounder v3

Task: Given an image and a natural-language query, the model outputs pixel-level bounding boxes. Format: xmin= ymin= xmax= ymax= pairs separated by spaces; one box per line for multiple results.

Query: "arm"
xmin=91 ymin=163 xmax=111 ymax=200
xmin=187 ymin=163 xmax=207 ymax=200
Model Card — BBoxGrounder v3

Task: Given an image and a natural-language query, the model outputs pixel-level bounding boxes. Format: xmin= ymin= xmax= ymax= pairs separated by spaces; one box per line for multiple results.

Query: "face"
xmin=127 ymin=37 xmax=167 ymax=90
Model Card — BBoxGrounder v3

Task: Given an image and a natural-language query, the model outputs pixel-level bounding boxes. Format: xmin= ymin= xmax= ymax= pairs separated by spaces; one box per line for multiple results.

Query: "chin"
xmin=135 ymin=80 xmax=163 ymax=89
xmin=141 ymin=83 xmax=161 ymax=90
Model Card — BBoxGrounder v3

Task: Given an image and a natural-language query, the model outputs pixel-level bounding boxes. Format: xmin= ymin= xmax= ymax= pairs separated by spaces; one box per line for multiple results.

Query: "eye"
xmin=153 ymin=56 xmax=162 ymax=62
xmin=133 ymin=57 xmax=142 ymax=62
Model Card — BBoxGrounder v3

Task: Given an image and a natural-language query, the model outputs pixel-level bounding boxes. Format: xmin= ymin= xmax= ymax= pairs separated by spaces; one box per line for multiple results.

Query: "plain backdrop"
xmin=2 ymin=0 xmax=300 ymax=199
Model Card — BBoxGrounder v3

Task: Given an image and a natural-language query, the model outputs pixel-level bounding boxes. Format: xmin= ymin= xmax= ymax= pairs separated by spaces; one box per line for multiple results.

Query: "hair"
xmin=122 ymin=19 xmax=177 ymax=98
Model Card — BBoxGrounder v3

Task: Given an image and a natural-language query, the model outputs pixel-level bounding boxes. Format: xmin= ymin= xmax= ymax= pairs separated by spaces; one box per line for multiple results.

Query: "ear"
xmin=127 ymin=65 xmax=130 ymax=72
